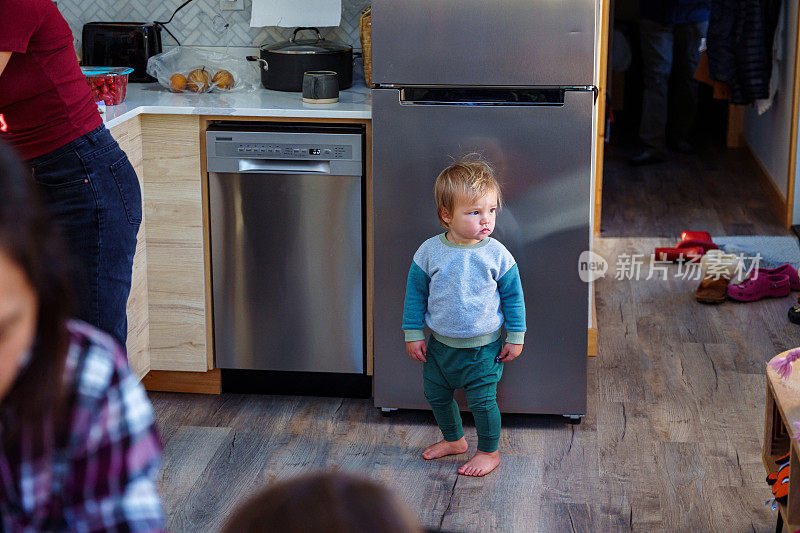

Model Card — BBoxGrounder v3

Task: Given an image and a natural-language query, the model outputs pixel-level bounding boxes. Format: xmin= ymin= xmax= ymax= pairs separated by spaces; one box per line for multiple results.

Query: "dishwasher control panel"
xmin=215 ymin=142 xmax=353 ymax=160
xmin=206 ymin=128 xmax=363 ymax=176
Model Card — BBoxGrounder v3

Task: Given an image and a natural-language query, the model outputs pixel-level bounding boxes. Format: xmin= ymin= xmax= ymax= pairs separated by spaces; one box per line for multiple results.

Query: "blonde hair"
xmin=434 ymin=154 xmax=502 ymax=229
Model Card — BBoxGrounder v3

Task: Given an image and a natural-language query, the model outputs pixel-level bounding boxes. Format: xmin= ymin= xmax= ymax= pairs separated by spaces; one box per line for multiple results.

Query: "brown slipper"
xmin=696 ymin=275 xmax=730 ymax=304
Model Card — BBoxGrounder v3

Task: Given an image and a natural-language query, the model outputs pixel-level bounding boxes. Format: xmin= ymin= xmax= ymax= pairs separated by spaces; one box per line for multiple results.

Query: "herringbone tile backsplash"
xmin=57 ymin=0 xmax=370 ymax=52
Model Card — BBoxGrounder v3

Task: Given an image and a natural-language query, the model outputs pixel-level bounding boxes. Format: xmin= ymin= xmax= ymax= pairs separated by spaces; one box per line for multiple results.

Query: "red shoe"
xmin=677 ymin=231 xmax=719 ymax=254
xmin=680 ymin=231 xmax=714 ymax=242
xmin=653 ymin=231 xmax=718 ymax=263
xmin=654 ymin=246 xmax=704 ymax=262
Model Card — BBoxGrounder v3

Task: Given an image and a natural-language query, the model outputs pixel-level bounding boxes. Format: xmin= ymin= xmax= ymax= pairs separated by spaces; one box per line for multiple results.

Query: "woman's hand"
xmin=497 ymin=343 xmax=523 ymax=362
xmin=406 ymin=340 xmax=427 ymax=362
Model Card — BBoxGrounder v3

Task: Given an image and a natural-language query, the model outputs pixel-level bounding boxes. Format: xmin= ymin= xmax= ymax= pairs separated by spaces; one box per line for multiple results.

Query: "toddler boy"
xmin=402 ymin=155 xmax=526 ymax=477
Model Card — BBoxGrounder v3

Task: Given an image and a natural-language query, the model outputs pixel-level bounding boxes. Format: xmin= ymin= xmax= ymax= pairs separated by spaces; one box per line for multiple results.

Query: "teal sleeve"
xmin=402 ymin=261 xmax=430 ymax=342
xmin=497 ymin=263 xmax=526 ymax=344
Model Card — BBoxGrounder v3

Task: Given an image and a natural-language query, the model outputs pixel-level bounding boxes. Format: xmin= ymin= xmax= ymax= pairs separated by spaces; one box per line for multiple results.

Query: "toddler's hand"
xmin=406 ymin=340 xmax=427 ymax=362
xmin=497 ymin=343 xmax=523 ymax=363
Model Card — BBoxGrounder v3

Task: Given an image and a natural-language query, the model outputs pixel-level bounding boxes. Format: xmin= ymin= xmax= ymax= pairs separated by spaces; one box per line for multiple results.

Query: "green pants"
xmin=423 ymin=335 xmax=504 ymax=452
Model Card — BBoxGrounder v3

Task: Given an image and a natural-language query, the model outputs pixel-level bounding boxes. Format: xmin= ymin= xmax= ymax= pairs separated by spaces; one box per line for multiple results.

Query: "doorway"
xmin=595 ymin=0 xmax=799 ymax=237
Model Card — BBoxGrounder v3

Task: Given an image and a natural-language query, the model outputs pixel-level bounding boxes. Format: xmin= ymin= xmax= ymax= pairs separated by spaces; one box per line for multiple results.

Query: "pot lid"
xmin=262 ymin=27 xmax=352 ymax=55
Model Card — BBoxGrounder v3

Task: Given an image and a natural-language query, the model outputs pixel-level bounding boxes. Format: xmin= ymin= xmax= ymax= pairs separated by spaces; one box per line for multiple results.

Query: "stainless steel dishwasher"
xmin=206 ymin=123 xmax=364 ymax=374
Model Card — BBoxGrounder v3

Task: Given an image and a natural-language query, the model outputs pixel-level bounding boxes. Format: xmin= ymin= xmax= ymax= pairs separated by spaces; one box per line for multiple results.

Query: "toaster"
xmin=82 ymin=22 xmax=162 ymax=83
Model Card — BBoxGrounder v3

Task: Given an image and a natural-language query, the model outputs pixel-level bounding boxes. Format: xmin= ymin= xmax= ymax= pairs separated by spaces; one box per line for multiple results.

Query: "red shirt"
xmin=0 ymin=0 xmax=102 ymax=160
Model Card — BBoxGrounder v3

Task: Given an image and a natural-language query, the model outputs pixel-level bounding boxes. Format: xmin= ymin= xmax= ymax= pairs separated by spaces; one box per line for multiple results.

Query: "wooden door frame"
xmin=594 ymin=0 xmax=612 ymax=235
xmin=785 ymin=1 xmax=800 ymax=227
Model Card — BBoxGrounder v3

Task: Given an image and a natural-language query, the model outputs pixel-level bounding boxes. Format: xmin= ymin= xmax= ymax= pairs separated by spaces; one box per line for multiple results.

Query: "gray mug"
xmin=302 ymin=71 xmax=339 ymax=103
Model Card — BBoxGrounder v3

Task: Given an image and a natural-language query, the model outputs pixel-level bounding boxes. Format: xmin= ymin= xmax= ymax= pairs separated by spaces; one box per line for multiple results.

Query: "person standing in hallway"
xmin=0 ymin=0 xmax=140 ymax=348
xmin=630 ymin=0 xmax=710 ymax=166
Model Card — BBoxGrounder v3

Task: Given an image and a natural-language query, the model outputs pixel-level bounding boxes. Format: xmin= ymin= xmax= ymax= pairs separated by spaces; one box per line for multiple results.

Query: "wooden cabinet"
xmin=140 ymin=115 xmax=208 ymax=372
xmin=111 ymin=115 xmax=211 ymax=387
xmin=110 ymin=118 xmax=150 ymax=379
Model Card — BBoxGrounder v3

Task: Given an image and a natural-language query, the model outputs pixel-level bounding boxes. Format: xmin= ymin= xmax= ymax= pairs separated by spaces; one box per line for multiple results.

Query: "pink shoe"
xmin=752 ymin=264 xmax=800 ymax=291
xmin=726 ymin=273 xmax=791 ymax=302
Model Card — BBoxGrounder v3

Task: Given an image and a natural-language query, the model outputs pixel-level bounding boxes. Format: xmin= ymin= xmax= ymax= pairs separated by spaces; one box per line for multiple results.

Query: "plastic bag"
xmin=146 ymin=46 xmax=259 ymax=93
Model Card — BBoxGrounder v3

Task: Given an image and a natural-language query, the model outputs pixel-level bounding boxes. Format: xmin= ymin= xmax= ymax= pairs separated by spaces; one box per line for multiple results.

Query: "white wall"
xmin=743 ymin=0 xmax=797 ymax=203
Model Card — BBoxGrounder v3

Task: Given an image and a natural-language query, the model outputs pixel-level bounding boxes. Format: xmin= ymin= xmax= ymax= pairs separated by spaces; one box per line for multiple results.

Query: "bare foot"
xmin=422 ymin=437 xmax=468 ymax=460
xmin=458 ymin=450 xmax=500 ymax=476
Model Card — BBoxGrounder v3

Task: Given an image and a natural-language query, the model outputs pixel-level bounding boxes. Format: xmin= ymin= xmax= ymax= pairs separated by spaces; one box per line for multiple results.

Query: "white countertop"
xmin=103 ymin=81 xmax=372 ymax=128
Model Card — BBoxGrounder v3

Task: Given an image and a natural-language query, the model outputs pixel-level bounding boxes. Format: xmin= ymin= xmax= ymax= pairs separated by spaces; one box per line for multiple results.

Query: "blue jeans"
xmin=28 ymin=126 xmax=141 ymax=348
xmin=639 ymin=18 xmax=708 ymax=153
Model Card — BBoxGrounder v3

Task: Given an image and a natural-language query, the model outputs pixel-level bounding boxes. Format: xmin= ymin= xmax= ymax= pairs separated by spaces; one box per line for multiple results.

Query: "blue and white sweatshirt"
xmin=402 ymin=233 xmax=526 ymax=348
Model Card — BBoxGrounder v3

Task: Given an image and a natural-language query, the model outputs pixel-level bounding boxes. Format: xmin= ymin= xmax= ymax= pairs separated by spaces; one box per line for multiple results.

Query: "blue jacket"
xmin=707 ymin=0 xmax=782 ymax=104
xmin=640 ymin=0 xmax=710 ymax=25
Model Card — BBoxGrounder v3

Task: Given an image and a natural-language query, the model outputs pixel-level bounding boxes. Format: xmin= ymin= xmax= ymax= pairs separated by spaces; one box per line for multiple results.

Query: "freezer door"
xmin=372 ymin=88 xmax=592 ymax=415
xmin=371 ymin=0 xmax=596 ymax=87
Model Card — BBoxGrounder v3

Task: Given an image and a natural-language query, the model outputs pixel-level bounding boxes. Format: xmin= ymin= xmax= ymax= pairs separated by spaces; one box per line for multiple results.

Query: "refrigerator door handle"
xmin=399 ymin=87 xmax=567 ymax=107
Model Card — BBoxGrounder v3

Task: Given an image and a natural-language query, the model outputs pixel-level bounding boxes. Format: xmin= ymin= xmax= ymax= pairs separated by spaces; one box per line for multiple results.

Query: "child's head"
xmin=434 ymin=154 xmax=502 ymax=241
xmin=221 ymin=471 xmax=423 ymax=533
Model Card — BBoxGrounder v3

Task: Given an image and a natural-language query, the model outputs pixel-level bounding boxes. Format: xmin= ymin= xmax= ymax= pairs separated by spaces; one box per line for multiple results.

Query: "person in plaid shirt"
xmin=0 ymin=140 xmax=165 ymax=532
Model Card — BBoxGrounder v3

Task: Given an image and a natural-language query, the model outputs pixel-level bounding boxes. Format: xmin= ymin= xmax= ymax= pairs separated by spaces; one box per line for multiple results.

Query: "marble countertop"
xmin=103 ymin=81 xmax=372 ymax=128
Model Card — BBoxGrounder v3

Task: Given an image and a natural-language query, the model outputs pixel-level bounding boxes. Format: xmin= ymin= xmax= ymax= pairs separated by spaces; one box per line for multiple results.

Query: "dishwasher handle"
xmin=237 ymin=159 xmax=332 ymax=174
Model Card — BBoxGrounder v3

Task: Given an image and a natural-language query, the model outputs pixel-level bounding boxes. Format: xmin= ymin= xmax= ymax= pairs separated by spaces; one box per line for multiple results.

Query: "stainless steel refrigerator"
xmin=371 ymin=0 xmax=596 ymax=417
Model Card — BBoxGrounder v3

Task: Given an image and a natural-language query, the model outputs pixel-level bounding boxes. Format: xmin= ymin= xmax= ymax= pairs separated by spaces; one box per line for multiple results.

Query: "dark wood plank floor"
xmin=601 ymin=145 xmax=790 ymax=238
xmin=150 ymin=146 xmax=797 ymax=532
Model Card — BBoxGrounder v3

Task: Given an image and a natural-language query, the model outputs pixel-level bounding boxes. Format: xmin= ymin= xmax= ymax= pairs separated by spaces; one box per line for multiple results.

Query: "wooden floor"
xmin=150 ymin=146 xmax=798 ymax=532
xmin=601 ymin=145 xmax=787 ymax=238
